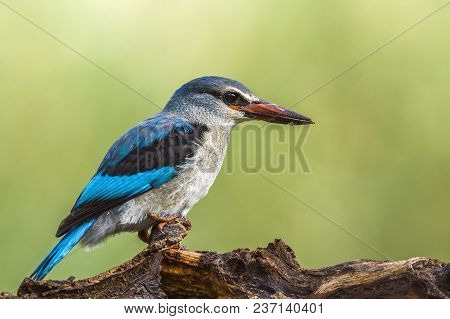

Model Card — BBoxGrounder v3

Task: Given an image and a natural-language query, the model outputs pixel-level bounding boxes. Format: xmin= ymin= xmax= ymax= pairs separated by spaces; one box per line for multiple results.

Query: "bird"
xmin=31 ymin=76 xmax=314 ymax=280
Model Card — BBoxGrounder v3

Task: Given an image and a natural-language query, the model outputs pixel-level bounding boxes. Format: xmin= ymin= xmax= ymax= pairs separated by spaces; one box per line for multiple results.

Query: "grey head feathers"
xmin=172 ymin=76 xmax=254 ymax=98
xmin=164 ymin=76 xmax=257 ymax=127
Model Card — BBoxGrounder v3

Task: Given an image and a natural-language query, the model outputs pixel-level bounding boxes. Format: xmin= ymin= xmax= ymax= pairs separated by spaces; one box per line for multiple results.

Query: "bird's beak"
xmin=232 ymin=101 xmax=314 ymax=125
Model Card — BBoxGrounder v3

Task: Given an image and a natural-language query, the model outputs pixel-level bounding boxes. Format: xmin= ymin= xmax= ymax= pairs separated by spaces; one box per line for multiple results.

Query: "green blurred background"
xmin=1 ymin=0 xmax=449 ymax=292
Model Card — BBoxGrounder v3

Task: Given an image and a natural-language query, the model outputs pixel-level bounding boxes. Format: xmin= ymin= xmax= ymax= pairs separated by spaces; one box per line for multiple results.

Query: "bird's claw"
xmin=138 ymin=228 xmax=151 ymax=244
xmin=147 ymin=213 xmax=180 ymax=234
xmin=138 ymin=213 xmax=183 ymax=243
xmin=156 ymin=222 xmax=168 ymax=234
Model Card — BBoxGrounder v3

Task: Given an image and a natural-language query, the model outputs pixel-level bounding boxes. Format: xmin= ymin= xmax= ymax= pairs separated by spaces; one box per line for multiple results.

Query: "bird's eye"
xmin=223 ymin=91 xmax=240 ymax=105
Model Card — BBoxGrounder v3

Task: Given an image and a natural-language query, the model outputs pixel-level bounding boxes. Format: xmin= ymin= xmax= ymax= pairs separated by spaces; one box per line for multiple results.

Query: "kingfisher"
xmin=31 ymin=76 xmax=314 ymax=280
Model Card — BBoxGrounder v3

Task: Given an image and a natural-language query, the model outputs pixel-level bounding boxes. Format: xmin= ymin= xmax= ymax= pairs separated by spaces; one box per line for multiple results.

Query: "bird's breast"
xmin=172 ymin=126 xmax=230 ymax=214
xmin=116 ymin=126 xmax=230 ymax=224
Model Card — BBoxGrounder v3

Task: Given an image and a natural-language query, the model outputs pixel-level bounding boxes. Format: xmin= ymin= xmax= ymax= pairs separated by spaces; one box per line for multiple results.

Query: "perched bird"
xmin=31 ymin=76 xmax=313 ymax=280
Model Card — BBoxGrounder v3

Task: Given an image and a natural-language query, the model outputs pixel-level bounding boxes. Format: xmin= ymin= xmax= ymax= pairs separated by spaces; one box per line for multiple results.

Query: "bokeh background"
xmin=1 ymin=0 xmax=449 ymax=292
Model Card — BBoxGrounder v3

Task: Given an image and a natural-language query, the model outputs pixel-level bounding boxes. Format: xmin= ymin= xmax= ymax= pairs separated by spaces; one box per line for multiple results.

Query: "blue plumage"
xmin=32 ymin=114 xmax=195 ymax=280
xmin=31 ymin=219 xmax=97 ymax=280
xmin=74 ymin=167 xmax=177 ymax=208
xmin=98 ymin=115 xmax=193 ymax=171
xmin=55 ymin=114 xmax=196 ymax=237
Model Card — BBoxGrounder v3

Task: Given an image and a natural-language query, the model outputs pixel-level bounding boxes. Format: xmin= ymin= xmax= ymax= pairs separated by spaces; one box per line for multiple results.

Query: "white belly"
xmin=81 ymin=127 xmax=230 ymax=248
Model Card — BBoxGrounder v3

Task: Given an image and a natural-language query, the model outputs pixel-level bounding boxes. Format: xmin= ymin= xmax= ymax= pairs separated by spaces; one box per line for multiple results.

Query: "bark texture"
xmin=2 ymin=218 xmax=449 ymax=299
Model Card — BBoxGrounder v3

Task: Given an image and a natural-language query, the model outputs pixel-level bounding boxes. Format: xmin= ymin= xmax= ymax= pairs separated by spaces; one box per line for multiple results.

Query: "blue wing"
xmin=56 ymin=114 xmax=207 ymax=237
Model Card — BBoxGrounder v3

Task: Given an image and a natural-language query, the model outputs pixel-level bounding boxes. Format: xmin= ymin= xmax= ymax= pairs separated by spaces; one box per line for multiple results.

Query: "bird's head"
xmin=164 ymin=76 xmax=314 ymax=127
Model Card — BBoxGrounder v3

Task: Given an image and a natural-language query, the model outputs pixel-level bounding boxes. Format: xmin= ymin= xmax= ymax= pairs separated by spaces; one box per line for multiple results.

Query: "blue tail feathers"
xmin=31 ymin=219 xmax=96 ymax=280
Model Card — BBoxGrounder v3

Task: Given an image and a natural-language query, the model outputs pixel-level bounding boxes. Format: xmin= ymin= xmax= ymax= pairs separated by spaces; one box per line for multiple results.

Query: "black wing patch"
xmin=104 ymin=125 xmax=209 ymax=176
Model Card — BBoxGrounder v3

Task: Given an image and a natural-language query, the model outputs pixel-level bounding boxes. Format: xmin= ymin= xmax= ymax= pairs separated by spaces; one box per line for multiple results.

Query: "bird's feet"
xmin=137 ymin=215 xmax=192 ymax=251
xmin=147 ymin=213 xmax=181 ymax=232
xmin=138 ymin=213 xmax=183 ymax=244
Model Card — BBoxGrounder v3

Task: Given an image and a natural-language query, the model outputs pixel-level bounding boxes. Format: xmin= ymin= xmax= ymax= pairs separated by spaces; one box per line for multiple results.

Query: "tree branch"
xmin=2 ymin=218 xmax=449 ymax=299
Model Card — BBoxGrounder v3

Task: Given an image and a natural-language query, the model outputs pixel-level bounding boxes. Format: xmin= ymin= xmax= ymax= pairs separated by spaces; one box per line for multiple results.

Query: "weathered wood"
xmin=2 ymin=218 xmax=449 ymax=299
